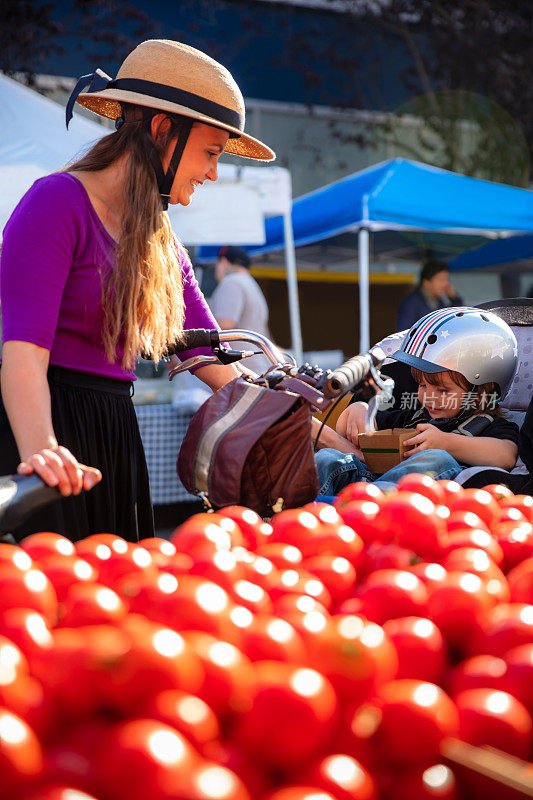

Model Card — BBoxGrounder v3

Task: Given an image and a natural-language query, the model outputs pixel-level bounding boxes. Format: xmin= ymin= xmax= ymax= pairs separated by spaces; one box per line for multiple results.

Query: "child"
xmin=316 ymin=307 xmax=520 ymax=494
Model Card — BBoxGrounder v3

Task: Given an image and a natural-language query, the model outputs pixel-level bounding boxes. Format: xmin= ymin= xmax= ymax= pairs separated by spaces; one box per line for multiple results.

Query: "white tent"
xmin=0 ymin=73 xmax=302 ymax=361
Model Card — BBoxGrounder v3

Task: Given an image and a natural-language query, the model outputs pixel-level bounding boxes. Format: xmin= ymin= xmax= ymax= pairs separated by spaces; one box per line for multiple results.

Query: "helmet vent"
xmin=409 ymin=328 xmax=417 ymax=338
xmin=427 ymin=334 xmax=437 ymax=344
xmin=456 ymin=312 xmax=464 ymax=317
xmin=480 ymin=314 xmax=489 ymax=321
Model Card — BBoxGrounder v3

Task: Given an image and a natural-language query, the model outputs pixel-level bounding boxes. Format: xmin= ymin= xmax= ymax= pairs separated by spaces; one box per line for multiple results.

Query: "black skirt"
xmin=0 ymin=366 xmax=154 ymax=543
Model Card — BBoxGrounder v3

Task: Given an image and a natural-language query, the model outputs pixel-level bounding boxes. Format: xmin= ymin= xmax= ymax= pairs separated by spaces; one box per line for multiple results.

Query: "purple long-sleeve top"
xmin=0 ymin=173 xmax=218 ymax=381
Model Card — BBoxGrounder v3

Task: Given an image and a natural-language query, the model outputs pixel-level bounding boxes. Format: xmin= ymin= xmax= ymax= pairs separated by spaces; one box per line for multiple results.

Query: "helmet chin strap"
xmin=141 ymin=111 xmax=194 ymax=210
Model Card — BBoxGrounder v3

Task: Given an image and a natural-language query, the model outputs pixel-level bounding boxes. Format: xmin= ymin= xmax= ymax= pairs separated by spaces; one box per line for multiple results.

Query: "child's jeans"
xmin=315 ymin=448 xmax=463 ymax=495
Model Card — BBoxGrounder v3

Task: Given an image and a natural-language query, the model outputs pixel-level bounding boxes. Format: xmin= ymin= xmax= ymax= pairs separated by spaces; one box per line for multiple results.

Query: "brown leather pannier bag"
xmin=177 ymin=375 xmax=325 ymax=517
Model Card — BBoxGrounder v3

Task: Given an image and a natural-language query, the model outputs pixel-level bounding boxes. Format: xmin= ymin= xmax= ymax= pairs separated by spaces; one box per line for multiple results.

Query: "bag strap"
xmin=276 ymin=376 xmax=330 ymax=412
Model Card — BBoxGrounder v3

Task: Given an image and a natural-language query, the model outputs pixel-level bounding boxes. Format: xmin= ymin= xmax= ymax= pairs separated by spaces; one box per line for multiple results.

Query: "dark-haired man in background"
xmin=396 ymin=258 xmax=463 ymax=331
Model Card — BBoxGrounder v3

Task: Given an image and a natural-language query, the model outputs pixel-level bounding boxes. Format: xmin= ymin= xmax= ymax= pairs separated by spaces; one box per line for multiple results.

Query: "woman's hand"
xmin=17 ymin=446 xmax=102 ymax=496
xmin=403 ymin=423 xmax=449 ymax=456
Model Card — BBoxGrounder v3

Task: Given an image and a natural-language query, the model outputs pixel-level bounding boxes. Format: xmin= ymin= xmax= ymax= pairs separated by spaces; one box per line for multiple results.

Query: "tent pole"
xmin=358 ymin=227 xmax=370 ymax=353
xmin=283 ymin=210 xmax=304 ymax=364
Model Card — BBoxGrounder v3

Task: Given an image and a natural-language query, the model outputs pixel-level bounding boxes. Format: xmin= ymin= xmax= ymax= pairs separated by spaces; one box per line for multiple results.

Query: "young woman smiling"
xmin=0 ymin=39 xmax=275 ymax=541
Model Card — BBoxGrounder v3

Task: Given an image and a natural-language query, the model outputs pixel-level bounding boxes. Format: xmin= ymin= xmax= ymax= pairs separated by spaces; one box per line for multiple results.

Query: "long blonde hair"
xmin=67 ymin=106 xmax=187 ymax=369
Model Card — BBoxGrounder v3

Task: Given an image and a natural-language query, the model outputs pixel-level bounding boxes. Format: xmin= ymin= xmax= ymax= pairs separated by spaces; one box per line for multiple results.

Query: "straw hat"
xmin=74 ymin=39 xmax=275 ymax=162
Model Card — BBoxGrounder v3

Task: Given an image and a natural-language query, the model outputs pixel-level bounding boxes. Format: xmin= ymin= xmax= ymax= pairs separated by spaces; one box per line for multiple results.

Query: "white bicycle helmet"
xmin=392 ymin=306 xmax=518 ymax=398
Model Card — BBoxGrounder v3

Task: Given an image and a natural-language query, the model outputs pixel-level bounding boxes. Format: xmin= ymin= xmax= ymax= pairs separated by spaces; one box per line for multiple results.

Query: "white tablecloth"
xmin=135 ymin=404 xmax=197 ymax=504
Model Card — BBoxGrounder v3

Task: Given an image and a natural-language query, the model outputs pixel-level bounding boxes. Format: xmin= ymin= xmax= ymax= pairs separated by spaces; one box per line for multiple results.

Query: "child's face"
xmin=417 ymin=371 xmax=468 ymax=419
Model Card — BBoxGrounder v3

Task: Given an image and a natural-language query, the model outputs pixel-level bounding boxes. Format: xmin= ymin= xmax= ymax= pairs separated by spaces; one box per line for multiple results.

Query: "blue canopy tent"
xmin=449 ymin=233 xmax=533 ymax=271
xmin=202 ymin=158 xmax=533 ymax=352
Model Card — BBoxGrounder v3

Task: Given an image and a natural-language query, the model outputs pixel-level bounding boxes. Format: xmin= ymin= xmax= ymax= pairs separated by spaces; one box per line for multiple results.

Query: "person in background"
xmin=396 ymin=257 xmax=463 ymax=331
xmin=210 ymin=245 xmax=271 ymax=374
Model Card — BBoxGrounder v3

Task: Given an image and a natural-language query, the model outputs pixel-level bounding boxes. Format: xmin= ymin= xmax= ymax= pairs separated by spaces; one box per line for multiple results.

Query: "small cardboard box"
xmin=358 ymin=428 xmax=415 ymax=474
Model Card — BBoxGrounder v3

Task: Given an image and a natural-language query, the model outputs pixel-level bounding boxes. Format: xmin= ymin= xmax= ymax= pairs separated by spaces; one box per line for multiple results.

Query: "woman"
xmin=0 ymin=39 xmax=275 ymax=541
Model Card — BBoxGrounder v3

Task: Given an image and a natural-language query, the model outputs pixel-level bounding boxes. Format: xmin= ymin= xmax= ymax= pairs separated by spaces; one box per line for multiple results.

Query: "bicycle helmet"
xmin=392 ymin=306 xmax=518 ymax=398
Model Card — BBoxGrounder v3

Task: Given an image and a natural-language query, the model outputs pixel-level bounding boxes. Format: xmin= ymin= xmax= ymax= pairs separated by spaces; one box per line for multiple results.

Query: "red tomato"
xmin=503 ymin=644 xmax=533 ymax=712
xmin=408 ymin=562 xmax=448 ymax=592
xmin=500 ymin=494 xmax=533 ymax=524
xmin=0 ymin=544 xmax=34 ymax=572
xmin=302 ymin=555 xmax=357 ymax=606
xmin=298 ymin=753 xmax=378 ymax=800
xmin=361 ymin=543 xmax=418 ymax=578
xmin=232 ymin=661 xmax=338 ymax=769
xmin=266 ymin=569 xmax=333 ymax=611
xmin=349 ymin=679 xmax=459 ymax=768
xmin=448 ymin=489 xmax=500 ymax=529
xmin=158 ymin=551 xmax=194 ymax=578
xmin=380 ymin=763 xmax=459 ymax=800
xmin=115 ymin=618 xmax=205 ymax=712
xmin=437 ymin=479 xmax=463 ymax=505
xmin=440 ymin=529 xmax=504 ymax=566
xmin=492 ymin=521 xmax=533 ymax=572
xmin=382 ymin=617 xmax=448 ymax=683
xmin=229 ymin=609 xmax=307 ymax=663
xmin=177 ymin=759 xmax=252 ymax=800
xmin=170 ymin=514 xmax=237 ymax=555
xmin=204 ymin=740 xmax=273 ymax=799
xmin=188 ymin=549 xmax=245 ymax=594
xmin=138 ymin=536 xmax=177 ymax=565
xmin=229 ymin=579 xmax=274 ymax=615
xmin=426 ymin=571 xmax=496 ymax=654
xmin=0 ymin=672 xmax=53 ymax=741
xmin=356 ymin=570 xmax=429 ymax=625
xmin=38 ymin=554 xmax=96 ymax=602
xmin=497 ymin=506 xmax=527 ymax=526
xmin=376 ymin=493 xmax=446 ymax=559
xmin=396 ymin=474 xmax=446 ymax=506
xmin=240 ymin=556 xmax=281 ymax=594
xmin=96 ymin=545 xmax=154 ymax=587
xmin=507 ymin=557 xmax=533 ymax=602
xmin=263 ymin=789 xmax=338 ymax=800
xmin=269 ymin=508 xmax=322 ymax=550
xmin=0 ymin=564 xmax=58 ymax=624
xmin=446 ymin=510 xmax=489 ymax=534
xmin=454 ymin=688 xmax=533 ymax=759
xmin=0 ymin=707 xmax=44 ymax=793
xmin=255 ymin=543 xmax=303 ymax=570
xmin=220 ymin=505 xmax=271 ymax=550
xmin=483 ymin=483 xmax=515 ymax=501
xmin=14 ymin=786 xmax=100 ymax=800
xmin=141 ymin=574 xmax=235 ymax=638
xmin=334 ymin=481 xmax=385 ymax=508
xmin=446 ymin=654 xmax=508 ymax=697
xmin=41 ymin=719 xmax=110 ymax=795
xmin=93 ymin=718 xmax=201 ymax=800
xmin=479 ymin=603 xmax=533 ymax=657
xmin=141 ymin=690 xmax=220 ymax=754
xmin=181 ymin=631 xmax=255 ymax=719
xmin=336 ymin=500 xmax=384 ymax=545
xmin=20 ymin=531 xmax=76 ymax=561
xmin=57 ymin=582 xmax=127 ymax=627
xmin=306 ymin=614 xmax=398 ymax=705
xmin=441 ymin=548 xmax=509 ymax=603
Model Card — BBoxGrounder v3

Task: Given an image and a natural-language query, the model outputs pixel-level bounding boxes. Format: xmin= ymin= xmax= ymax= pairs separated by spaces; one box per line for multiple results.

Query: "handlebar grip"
xmin=0 ymin=474 xmax=61 ymax=536
xmin=169 ymin=329 xmax=219 ymax=354
xmin=323 ymin=353 xmax=374 ymax=398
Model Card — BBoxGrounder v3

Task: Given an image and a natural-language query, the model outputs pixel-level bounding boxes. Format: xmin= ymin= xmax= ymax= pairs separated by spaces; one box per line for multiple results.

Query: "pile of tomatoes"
xmin=2 ymin=476 xmax=533 ymax=800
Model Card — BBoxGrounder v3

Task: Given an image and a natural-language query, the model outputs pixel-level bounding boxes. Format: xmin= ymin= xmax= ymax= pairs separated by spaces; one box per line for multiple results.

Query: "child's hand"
xmin=336 ymin=402 xmax=368 ymax=445
xmin=403 ymin=423 xmax=449 ymax=456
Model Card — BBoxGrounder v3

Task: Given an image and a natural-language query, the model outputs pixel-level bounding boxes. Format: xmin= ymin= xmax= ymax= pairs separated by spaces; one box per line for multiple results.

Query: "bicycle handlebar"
xmin=170 ymin=329 xmax=220 ymax=352
xmin=322 ymin=346 xmax=387 ymax=398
